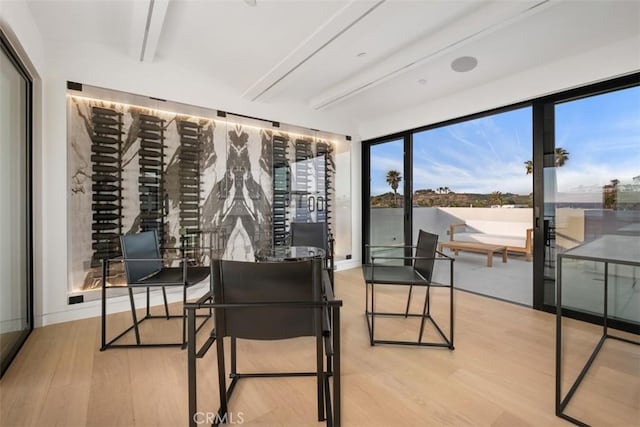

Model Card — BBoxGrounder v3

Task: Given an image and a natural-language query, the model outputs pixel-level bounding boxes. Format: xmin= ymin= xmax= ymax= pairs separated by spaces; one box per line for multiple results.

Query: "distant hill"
xmin=370 ymin=190 xmax=532 ymax=208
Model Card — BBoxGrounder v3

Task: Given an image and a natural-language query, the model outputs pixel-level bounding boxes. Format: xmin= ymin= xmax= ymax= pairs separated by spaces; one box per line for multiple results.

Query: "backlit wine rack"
xmin=294 ymin=138 xmax=312 ymax=222
xmin=90 ymin=106 xmax=123 ymax=267
xmin=177 ymin=120 xmax=203 ymax=258
xmin=272 ymin=135 xmax=289 ymax=246
xmin=137 ymin=114 xmax=166 ymax=240
xmin=315 ymin=140 xmax=333 ymax=229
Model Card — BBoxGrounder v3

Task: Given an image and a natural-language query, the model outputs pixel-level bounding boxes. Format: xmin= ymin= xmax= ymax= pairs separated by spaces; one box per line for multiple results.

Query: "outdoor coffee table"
xmin=437 ymin=241 xmax=508 ymax=267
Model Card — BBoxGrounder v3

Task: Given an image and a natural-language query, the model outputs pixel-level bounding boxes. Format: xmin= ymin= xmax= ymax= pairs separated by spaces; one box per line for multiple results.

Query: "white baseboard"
xmin=37 ymin=282 xmax=210 ymax=327
xmin=335 ymin=258 xmax=362 ymax=271
xmin=0 ymin=318 xmax=24 ymax=334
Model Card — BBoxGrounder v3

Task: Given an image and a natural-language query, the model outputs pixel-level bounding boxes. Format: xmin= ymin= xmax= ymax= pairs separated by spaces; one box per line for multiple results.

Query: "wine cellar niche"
xmin=68 ymin=86 xmax=349 ymax=298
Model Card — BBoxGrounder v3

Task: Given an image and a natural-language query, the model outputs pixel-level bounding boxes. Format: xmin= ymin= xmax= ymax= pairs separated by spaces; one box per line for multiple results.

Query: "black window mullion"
xmin=404 ymin=133 xmax=412 ymax=265
xmin=532 ymin=101 xmax=548 ymax=309
xmin=361 ymin=142 xmax=371 ymax=262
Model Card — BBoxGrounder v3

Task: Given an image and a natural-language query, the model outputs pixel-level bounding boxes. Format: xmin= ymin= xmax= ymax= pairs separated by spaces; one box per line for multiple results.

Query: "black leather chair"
xmin=290 ymin=221 xmax=335 ymax=287
xmin=100 ymin=230 xmax=211 ymax=349
xmin=185 ymin=258 xmax=342 ymax=427
xmin=362 ymin=230 xmax=454 ymax=348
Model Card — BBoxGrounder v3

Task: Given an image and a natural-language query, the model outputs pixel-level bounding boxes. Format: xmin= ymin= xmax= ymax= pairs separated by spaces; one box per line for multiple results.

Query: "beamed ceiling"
xmin=25 ymin=0 xmax=640 ymax=135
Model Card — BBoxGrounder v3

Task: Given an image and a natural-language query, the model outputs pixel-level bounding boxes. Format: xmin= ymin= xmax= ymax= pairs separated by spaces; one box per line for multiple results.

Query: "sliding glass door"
xmin=541 ymin=83 xmax=640 ymax=328
xmin=363 ymin=137 xmax=409 ymax=264
xmin=0 ymin=33 xmax=33 ymax=377
xmin=363 ymin=73 xmax=638 ymax=328
xmin=412 ymin=107 xmax=533 ymax=305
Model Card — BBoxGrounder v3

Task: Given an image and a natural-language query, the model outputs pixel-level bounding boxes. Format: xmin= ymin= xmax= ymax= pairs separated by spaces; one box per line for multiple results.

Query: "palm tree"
xmin=386 ymin=170 xmax=402 ymax=208
xmin=524 ymin=160 xmax=533 ymax=175
xmin=524 ymin=147 xmax=570 ymax=174
xmin=554 ymin=147 xmax=569 ymax=167
xmin=489 ymin=191 xmax=504 ymax=206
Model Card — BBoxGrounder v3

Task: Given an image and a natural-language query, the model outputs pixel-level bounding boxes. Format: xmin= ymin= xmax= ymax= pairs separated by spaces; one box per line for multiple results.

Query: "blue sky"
xmin=370 ymin=86 xmax=640 ymax=197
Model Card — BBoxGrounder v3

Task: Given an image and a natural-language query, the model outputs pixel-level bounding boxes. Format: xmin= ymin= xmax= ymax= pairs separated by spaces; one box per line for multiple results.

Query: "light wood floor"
xmin=1 ymin=268 xmax=638 ymax=426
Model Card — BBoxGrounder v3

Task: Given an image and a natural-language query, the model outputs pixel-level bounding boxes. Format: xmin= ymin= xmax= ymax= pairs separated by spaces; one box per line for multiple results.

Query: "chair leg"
xmin=230 ymin=337 xmax=237 ymax=376
xmin=365 ymin=280 xmax=369 ymax=313
xmin=405 ymin=285 xmax=413 ymax=317
xmin=101 ymin=261 xmax=107 ymax=351
xmin=333 ymin=306 xmax=341 ymax=427
xmin=187 ymin=309 xmax=197 ymax=427
xmin=417 ymin=286 xmax=430 ymax=344
xmin=146 ymin=287 xmax=150 ymax=317
xmin=182 ymin=286 xmax=187 ymax=348
xmin=329 ymin=257 xmax=335 ymax=291
xmin=370 ymin=283 xmax=375 ymax=346
xmin=316 ymin=335 xmax=325 ymax=421
xmin=128 ymin=288 xmax=141 ymax=345
xmin=162 ymin=286 xmax=169 ymax=319
xmin=216 ymin=336 xmax=228 ymax=421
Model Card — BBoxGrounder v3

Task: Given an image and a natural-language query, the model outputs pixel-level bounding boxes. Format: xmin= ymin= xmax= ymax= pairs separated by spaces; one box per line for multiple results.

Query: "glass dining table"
xmin=255 ymin=245 xmax=326 ymax=262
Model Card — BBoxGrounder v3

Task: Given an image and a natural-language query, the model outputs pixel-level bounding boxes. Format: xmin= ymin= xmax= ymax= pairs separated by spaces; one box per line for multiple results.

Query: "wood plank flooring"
xmin=1 ymin=267 xmax=638 ymax=426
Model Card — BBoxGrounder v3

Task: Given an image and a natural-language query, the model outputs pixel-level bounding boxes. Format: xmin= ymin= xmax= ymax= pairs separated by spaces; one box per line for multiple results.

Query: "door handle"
xmin=308 ymin=196 xmax=315 ymax=212
xmin=316 ymin=196 xmax=324 ymax=212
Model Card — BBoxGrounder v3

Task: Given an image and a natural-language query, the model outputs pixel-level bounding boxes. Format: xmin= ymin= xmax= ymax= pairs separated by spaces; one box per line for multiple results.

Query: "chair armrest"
xmin=116 ymin=256 xmax=192 ymax=263
xmin=365 ymin=244 xmax=419 ymax=249
xmin=436 ymin=250 xmax=451 ymax=258
xmin=369 ymin=255 xmax=453 ymax=262
xmin=322 ymin=269 xmax=335 ymax=301
xmin=185 ymin=300 xmax=342 ymax=310
xmin=192 ymin=290 xmax=213 ymax=305
xmin=449 ymin=222 xmax=466 ymax=241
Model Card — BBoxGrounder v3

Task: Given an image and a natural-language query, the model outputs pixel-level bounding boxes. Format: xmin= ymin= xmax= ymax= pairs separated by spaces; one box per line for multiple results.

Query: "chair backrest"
xmin=120 ymin=231 xmax=162 ymax=283
xmin=211 ymin=258 xmax=322 ymax=340
xmin=290 ymin=222 xmax=328 ymax=251
xmin=414 ymin=230 xmax=438 ymax=281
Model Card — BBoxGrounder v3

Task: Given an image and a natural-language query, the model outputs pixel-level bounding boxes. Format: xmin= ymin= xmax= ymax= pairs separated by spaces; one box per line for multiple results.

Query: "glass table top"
xmin=255 ymin=245 xmax=326 ymax=262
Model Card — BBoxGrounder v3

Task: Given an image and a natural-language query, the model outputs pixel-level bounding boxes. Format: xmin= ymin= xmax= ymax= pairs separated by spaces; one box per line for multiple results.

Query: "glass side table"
xmin=556 ymin=234 xmax=639 ymax=425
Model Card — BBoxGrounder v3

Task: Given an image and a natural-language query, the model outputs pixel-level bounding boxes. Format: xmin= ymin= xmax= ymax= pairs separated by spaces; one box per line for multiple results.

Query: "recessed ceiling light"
xmin=244 ymin=0 xmax=257 ymax=6
xmin=418 ymin=79 xmax=427 ymax=85
xmin=356 ymin=52 xmax=367 ymax=58
xmin=451 ymin=56 xmax=478 ymax=73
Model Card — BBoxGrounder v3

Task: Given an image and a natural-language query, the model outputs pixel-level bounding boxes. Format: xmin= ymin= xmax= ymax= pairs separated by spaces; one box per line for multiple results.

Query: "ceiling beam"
xmin=310 ymin=0 xmax=555 ymax=111
xmin=242 ymin=0 xmax=385 ymax=102
xmin=129 ymin=0 xmax=170 ymax=62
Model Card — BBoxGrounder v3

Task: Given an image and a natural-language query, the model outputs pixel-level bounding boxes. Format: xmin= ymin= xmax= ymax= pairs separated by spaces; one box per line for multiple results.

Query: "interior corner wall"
xmin=0 ymin=1 xmax=45 ymax=75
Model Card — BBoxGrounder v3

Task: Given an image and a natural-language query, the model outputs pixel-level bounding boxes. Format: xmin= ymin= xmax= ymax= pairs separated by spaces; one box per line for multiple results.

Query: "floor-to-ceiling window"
xmin=541 ymin=82 xmax=640 ymax=328
xmin=0 ymin=32 xmax=33 ymax=377
xmin=363 ymin=73 xmax=639 ymax=325
xmin=412 ymin=107 xmax=533 ymax=305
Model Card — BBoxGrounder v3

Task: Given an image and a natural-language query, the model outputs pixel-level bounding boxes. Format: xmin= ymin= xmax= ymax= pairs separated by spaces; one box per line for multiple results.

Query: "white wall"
xmin=0 ymin=1 xmax=45 ymax=74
